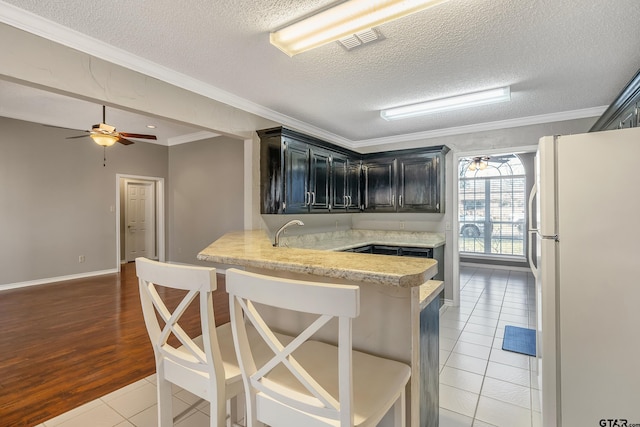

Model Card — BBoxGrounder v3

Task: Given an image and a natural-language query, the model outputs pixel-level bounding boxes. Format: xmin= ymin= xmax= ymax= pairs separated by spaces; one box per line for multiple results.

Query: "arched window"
xmin=459 ymin=154 xmax=526 ymax=257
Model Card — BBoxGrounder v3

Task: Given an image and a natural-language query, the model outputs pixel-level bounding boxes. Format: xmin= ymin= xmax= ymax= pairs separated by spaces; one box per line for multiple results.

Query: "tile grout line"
xmin=469 ymin=270 xmax=509 ymax=425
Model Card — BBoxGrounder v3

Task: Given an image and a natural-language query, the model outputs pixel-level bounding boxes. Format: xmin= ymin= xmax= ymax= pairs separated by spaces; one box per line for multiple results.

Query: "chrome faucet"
xmin=273 ymin=219 xmax=304 ymax=247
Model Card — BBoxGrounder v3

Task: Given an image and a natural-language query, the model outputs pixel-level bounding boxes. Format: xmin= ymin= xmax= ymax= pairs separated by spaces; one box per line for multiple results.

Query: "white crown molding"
xmin=352 ymin=106 xmax=607 ymax=148
xmin=0 ymin=2 xmax=353 ymax=147
xmin=0 ymin=2 xmax=608 ymax=151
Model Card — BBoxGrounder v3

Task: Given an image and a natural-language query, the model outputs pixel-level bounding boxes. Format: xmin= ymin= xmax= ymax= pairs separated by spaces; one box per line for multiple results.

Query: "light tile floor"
xmin=37 ymin=374 xmax=215 ymax=427
xmin=439 ymin=265 xmax=541 ymax=427
xmin=38 ymin=265 xmax=540 ymax=427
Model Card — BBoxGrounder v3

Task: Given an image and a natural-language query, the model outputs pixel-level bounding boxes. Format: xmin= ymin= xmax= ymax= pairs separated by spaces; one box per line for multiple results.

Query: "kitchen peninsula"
xmin=198 ymin=229 xmax=444 ymax=427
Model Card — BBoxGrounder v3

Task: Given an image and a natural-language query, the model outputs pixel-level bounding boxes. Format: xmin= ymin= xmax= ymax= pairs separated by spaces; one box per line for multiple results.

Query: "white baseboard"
xmin=440 ymin=299 xmax=455 ymax=315
xmin=460 ymin=261 xmax=532 ymax=273
xmin=0 ymin=269 xmax=119 ymax=291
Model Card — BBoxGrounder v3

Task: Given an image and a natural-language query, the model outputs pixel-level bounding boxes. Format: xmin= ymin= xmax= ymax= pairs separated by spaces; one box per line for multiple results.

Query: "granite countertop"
xmin=419 ymin=280 xmax=444 ymax=309
xmin=278 ymin=229 xmax=446 ymax=251
xmin=197 ymin=229 xmax=439 ymax=288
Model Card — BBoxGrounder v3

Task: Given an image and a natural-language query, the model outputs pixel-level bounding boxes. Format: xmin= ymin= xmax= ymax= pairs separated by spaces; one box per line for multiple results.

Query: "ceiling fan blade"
xmin=119 ymin=132 xmax=157 ymax=140
xmin=117 ymin=138 xmax=135 ymax=145
xmin=66 ymin=133 xmax=90 ymax=139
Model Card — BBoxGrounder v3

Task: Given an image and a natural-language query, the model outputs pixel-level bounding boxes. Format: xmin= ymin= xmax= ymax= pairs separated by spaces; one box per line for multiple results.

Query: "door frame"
xmin=115 ymin=174 xmax=165 ymax=270
xmin=452 ymin=145 xmax=537 ymax=307
xmin=123 ymin=179 xmax=157 ymax=262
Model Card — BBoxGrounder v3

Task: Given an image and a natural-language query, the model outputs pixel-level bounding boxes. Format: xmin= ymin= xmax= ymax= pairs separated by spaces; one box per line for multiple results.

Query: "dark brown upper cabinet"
xmin=591 ymin=68 xmax=640 ymax=132
xmin=363 ymin=150 xmax=446 ymax=213
xmin=258 ymin=127 xmax=449 ymax=215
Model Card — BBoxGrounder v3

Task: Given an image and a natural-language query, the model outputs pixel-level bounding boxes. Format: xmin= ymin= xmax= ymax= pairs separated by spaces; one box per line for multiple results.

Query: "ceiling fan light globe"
xmin=90 ymin=134 xmax=118 ymax=147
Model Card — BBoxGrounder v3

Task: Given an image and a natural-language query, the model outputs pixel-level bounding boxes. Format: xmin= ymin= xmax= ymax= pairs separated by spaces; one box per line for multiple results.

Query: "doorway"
xmin=451 ymin=147 xmax=537 ymax=307
xmin=124 ymin=179 xmax=156 ymax=262
xmin=116 ymin=174 xmax=165 ymax=268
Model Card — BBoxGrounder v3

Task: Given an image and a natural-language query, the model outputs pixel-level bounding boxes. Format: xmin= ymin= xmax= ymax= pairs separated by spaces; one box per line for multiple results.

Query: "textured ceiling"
xmin=1 ymin=0 xmax=640 ymax=145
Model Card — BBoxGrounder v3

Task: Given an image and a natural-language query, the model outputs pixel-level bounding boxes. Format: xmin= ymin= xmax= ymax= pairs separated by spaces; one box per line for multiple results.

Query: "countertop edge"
xmin=419 ymin=280 xmax=445 ymax=310
xmin=197 ymin=230 xmax=439 ymax=288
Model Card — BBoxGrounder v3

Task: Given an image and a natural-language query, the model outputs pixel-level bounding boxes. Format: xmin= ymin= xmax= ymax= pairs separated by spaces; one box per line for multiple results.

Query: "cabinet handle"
xmin=399 ymin=195 xmax=403 ymax=207
xmin=305 ymin=191 xmax=311 ymax=206
xmin=312 ymin=192 xmax=316 ymax=205
xmin=392 ymin=194 xmax=395 ymax=207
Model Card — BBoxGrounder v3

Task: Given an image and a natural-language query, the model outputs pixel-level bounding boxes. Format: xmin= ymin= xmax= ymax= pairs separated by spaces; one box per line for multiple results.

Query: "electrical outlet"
xmin=445 ymin=222 xmax=452 ymax=231
xmin=78 ymin=255 xmax=85 ymax=263
xmin=400 ymin=221 xmax=405 ymax=229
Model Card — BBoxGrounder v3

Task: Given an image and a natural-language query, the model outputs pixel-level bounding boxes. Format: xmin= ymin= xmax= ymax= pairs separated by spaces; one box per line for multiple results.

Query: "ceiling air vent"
xmin=337 ymin=28 xmax=383 ymax=51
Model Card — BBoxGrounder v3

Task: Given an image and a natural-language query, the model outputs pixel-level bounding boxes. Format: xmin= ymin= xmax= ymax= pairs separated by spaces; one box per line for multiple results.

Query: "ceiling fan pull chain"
xmin=103 ymin=146 xmax=107 ymax=167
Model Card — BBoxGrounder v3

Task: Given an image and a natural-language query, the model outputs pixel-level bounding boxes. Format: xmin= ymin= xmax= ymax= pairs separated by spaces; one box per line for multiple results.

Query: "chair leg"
xmin=392 ymin=389 xmax=406 ymax=427
xmin=227 ymin=397 xmax=239 ymax=427
xmin=210 ymin=396 xmax=226 ymax=427
xmin=157 ymin=374 xmax=173 ymax=426
xmin=244 ymin=391 xmax=267 ymax=427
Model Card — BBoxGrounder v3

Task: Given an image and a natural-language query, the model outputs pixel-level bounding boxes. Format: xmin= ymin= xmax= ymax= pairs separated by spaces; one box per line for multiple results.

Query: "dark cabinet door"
xmin=309 ymin=147 xmax=331 ymax=212
xmin=332 ymin=155 xmax=349 ymax=210
xmin=398 ymin=155 xmax=441 ymax=212
xmin=259 ymin=127 xmax=448 ymax=215
xmin=346 ymin=161 xmax=361 ymax=211
xmin=363 ymin=159 xmax=396 ymax=212
xmin=332 ymin=155 xmax=361 ymax=211
xmin=615 ymin=102 xmax=638 ymax=129
xmin=590 ymin=68 xmax=640 ymax=132
xmin=284 ymin=139 xmax=310 ymax=213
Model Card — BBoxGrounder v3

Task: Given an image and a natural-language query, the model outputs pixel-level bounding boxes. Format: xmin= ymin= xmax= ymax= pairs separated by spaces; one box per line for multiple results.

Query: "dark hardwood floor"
xmin=0 ymin=262 xmax=230 ymax=427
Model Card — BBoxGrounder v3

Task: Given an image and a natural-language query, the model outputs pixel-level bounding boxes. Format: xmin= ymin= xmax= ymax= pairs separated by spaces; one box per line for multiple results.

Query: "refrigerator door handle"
xmin=528 ymin=230 xmax=539 ymax=279
xmin=527 ymin=183 xmax=540 ymax=279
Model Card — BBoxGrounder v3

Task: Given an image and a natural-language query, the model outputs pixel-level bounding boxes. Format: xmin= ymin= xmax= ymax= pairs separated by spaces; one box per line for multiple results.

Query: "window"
xmin=459 ymin=154 xmax=526 ymax=257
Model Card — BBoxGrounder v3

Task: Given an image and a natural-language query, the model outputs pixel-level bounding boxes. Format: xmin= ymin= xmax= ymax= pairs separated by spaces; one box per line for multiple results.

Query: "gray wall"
xmin=168 ymin=136 xmax=244 ymax=265
xmin=0 ymin=116 xmax=168 ymax=285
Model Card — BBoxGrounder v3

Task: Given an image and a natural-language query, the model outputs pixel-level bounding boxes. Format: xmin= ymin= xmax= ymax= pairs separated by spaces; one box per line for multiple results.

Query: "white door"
xmin=125 ymin=180 xmax=156 ymax=262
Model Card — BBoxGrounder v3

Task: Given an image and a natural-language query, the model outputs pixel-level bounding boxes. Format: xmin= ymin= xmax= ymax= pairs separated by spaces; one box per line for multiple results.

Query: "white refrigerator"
xmin=528 ymin=127 xmax=640 ymax=426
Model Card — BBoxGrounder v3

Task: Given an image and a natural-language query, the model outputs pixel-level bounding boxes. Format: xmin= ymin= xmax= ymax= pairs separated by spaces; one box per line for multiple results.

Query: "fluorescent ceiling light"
xmin=270 ymin=0 xmax=449 ymax=56
xmin=380 ymin=86 xmax=512 ymax=120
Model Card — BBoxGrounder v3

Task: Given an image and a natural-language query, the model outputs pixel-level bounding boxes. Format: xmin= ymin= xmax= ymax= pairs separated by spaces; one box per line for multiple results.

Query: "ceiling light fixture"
xmin=380 ymin=86 xmax=512 ymax=121
xmin=270 ymin=0 xmax=449 ymax=56
xmin=468 ymin=156 xmax=490 ymax=171
xmin=90 ymin=134 xmax=118 ymax=147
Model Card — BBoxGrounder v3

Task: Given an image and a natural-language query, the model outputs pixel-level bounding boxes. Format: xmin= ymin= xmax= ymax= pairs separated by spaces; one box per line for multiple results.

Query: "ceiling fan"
xmin=66 ymin=105 xmax=157 ymax=146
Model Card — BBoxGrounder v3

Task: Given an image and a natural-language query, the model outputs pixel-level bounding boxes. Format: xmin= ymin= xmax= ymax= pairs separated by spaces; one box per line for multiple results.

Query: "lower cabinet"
xmin=342 ymin=244 xmax=444 ymax=281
